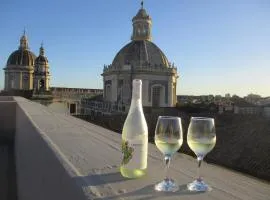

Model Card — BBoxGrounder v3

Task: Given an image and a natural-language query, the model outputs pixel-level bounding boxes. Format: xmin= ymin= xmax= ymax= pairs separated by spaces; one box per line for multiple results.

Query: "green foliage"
xmin=121 ymin=141 xmax=134 ymax=165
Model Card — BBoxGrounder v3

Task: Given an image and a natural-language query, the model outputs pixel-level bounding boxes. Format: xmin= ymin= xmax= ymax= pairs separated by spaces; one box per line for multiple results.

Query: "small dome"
xmin=35 ymin=55 xmax=48 ymax=64
xmin=112 ymin=40 xmax=169 ymax=68
xmin=7 ymin=49 xmax=36 ymax=66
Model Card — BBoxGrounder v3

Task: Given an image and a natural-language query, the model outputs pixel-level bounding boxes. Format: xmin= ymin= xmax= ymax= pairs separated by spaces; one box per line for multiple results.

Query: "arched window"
xmin=106 ymin=85 xmax=111 ymax=101
xmin=151 ymin=84 xmax=166 ymax=107
xmin=23 ymin=75 xmax=28 ymax=90
xmin=152 ymin=86 xmax=161 ymax=107
xmin=39 ymin=79 xmax=45 ymax=90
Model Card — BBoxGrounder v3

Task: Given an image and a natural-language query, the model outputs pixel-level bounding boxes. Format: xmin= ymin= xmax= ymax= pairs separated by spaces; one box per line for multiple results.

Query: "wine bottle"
xmin=120 ymin=79 xmax=148 ymax=178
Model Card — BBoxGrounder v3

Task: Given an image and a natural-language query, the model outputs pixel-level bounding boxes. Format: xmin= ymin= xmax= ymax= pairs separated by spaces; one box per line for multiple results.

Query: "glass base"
xmin=187 ymin=179 xmax=212 ymax=192
xmin=155 ymin=178 xmax=179 ymax=192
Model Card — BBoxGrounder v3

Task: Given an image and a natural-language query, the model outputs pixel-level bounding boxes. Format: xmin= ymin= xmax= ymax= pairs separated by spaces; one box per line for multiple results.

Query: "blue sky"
xmin=0 ymin=0 xmax=269 ymax=97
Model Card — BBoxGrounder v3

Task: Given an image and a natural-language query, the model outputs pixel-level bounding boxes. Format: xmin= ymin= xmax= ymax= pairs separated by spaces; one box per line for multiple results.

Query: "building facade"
xmin=102 ymin=2 xmax=178 ymax=107
xmin=51 ymin=87 xmax=103 ymax=99
xmin=3 ymin=31 xmax=51 ymax=95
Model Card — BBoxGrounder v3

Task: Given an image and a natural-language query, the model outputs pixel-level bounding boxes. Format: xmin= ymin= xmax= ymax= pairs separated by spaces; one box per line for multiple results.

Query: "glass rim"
xmin=158 ymin=116 xmax=181 ymax=119
xmin=191 ymin=117 xmax=214 ymax=121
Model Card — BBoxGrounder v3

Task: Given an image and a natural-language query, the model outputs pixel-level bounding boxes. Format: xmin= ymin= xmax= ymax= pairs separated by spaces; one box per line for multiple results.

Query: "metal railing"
xmin=81 ymin=100 xmax=127 ymax=114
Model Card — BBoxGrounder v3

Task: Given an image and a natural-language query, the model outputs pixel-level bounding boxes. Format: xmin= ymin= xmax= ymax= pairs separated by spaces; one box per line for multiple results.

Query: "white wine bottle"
xmin=120 ymin=79 xmax=148 ymax=178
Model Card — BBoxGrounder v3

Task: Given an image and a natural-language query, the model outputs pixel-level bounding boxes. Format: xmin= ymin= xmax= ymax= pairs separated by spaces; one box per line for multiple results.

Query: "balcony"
xmin=0 ymin=96 xmax=269 ymax=200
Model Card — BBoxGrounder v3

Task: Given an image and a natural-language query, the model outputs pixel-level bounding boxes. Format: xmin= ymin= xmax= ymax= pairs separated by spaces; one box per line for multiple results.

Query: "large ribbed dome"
xmin=6 ymin=32 xmax=36 ymax=67
xmin=112 ymin=40 xmax=169 ymax=68
xmin=7 ymin=49 xmax=36 ymax=66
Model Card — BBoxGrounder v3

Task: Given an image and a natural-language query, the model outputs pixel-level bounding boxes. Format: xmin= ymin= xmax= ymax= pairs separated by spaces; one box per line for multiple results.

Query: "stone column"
xmin=20 ymin=72 xmax=23 ymax=89
xmin=29 ymin=71 xmax=34 ymax=90
xmin=111 ymin=75 xmax=117 ymax=102
xmin=142 ymin=79 xmax=149 ymax=106
xmin=168 ymin=77 xmax=174 ymax=107
xmin=4 ymin=72 xmax=8 ymax=91
xmin=46 ymin=75 xmax=50 ymax=91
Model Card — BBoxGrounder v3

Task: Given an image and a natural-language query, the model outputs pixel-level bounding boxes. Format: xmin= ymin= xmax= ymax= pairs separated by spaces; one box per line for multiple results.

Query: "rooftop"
xmin=0 ymin=96 xmax=269 ymax=200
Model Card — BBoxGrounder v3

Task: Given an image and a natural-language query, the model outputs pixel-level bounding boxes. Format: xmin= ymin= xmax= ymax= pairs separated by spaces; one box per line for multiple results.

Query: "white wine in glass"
xmin=155 ymin=138 xmax=182 ymax=156
xmin=154 ymin=116 xmax=183 ymax=192
xmin=187 ymin=117 xmax=216 ymax=192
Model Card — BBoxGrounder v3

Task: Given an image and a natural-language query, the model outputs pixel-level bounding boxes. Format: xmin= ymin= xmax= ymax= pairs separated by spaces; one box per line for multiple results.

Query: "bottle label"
xmin=121 ymin=138 xmax=147 ymax=169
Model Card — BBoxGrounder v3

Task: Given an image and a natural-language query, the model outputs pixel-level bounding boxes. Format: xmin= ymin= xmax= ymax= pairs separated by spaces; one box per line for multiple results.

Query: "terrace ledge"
xmin=4 ymin=96 xmax=270 ymax=200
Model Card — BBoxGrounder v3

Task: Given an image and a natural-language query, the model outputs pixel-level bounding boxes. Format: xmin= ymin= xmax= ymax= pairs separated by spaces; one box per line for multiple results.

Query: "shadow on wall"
xmin=92 ymin=184 xmax=202 ymax=200
xmin=73 ymin=172 xmax=126 ymax=187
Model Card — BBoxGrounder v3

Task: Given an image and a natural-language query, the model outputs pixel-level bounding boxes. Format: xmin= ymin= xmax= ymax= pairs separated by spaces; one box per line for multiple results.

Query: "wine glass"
xmin=154 ymin=116 xmax=183 ymax=192
xmin=187 ymin=117 xmax=216 ymax=192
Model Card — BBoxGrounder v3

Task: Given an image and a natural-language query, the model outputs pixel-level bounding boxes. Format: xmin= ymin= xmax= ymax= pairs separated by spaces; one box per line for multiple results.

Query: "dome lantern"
xmin=19 ymin=29 xmax=29 ymax=50
xmin=131 ymin=1 xmax=152 ymax=41
xmin=39 ymin=42 xmax=45 ymax=56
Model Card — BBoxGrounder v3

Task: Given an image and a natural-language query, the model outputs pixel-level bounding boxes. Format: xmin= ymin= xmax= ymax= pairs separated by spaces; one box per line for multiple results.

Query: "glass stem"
xmin=164 ymin=155 xmax=171 ymax=180
xmin=197 ymin=156 xmax=203 ymax=181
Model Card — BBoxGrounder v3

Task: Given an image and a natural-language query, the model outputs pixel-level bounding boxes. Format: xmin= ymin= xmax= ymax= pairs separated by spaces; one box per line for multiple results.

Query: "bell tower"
xmin=33 ymin=43 xmax=50 ymax=92
xmin=131 ymin=1 xmax=152 ymax=41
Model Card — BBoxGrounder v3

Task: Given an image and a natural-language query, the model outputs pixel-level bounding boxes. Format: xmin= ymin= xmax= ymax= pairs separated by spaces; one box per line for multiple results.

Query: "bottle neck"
xmin=130 ymin=97 xmax=142 ymax=108
xmin=130 ymin=84 xmax=142 ymax=108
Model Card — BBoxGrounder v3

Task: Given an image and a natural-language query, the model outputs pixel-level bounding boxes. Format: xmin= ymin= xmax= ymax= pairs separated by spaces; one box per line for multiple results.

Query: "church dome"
xmin=6 ymin=31 xmax=36 ymax=67
xmin=35 ymin=56 xmax=48 ymax=63
xmin=7 ymin=49 xmax=36 ymax=66
xmin=112 ymin=40 xmax=169 ymax=68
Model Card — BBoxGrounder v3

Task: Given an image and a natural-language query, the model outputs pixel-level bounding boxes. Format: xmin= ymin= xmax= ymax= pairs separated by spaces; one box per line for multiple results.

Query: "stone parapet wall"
xmin=0 ymin=99 xmax=16 ymax=141
xmin=0 ymin=96 xmax=268 ymax=200
xmin=15 ymin=97 xmax=87 ymax=200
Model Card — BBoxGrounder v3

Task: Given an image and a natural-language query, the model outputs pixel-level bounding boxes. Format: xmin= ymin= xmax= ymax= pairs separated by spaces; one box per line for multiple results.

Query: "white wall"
xmin=15 ymin=99 xmax=87 ymax=200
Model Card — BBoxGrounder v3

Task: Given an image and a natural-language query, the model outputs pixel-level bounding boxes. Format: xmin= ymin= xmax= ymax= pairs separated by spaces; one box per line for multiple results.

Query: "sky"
xmin=0 ymin=0 xmax=269 ymax=97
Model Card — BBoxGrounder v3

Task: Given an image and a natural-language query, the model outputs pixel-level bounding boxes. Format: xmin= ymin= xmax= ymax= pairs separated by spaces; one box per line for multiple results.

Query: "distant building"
xmin=50 ymin=87 xmax=103 ymax=115
xmin=262 ymin=106 xmax=270 ymax=118
xmin=225 ymin=93 xmax=231 ymax=99
xmin=51 ymin=87 xmax=103 ymax=99
xmin=102 ymin=2 xmax=178 ymax=107
xmin=177 ymin=95 xmax=215 ymax=105
xmin=244 ymin=94 xmax=262 ymax=105
xmin=3 ymin=31 xmax=52 ymax=98
xmin=233 ymin=101 xmax=260 ymax=115
xmin=218 ymin=104 xmax=234 ymax=114
xmin=257 ymin=97 xmax=270 ymax=106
